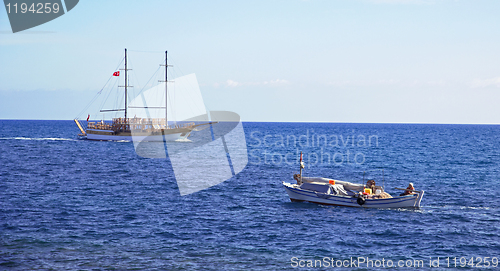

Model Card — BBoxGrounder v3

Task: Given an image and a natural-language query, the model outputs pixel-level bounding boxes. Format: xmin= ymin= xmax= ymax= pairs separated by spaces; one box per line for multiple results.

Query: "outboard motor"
xmin=357 ymin=195 xmax=366 ymax=205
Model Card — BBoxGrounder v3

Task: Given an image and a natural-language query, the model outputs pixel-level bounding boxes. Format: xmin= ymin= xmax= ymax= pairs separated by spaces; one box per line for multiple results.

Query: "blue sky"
xmin=1 ymin=0 xmax=500 ymax=123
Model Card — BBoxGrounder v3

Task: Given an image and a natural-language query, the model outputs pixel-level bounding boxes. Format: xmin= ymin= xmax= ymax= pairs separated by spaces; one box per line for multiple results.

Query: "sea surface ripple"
xmin=1 ymin=120 xmax=499 ymax=270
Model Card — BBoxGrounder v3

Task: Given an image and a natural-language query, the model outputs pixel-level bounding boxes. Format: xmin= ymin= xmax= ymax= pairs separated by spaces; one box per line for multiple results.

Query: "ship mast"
xmin=124 ymin=48 xmax=128 ymax=121
xmin=165 ymin=51 xmax=168 ymax=126
xmin=160 ymin=51 xmax=172 ymax=128
xmin=99 ymin=48 xmax=132 ymax=124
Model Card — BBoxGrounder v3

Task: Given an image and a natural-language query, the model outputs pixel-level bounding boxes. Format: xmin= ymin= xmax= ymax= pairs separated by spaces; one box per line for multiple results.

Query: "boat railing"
xmin=87 ymin=122 xmax=112 ymax=130
xmin=87 ymin=118 xmax=195 ymax=131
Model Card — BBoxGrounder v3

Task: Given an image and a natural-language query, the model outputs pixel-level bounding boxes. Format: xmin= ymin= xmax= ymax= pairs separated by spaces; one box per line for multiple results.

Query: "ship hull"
xmin=85 ymin=129 xmax=190 ymax=142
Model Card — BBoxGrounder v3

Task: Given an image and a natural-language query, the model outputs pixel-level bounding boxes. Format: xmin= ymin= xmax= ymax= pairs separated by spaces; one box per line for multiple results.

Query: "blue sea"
xmin=1 ymin=120 xmax=499 ymax=270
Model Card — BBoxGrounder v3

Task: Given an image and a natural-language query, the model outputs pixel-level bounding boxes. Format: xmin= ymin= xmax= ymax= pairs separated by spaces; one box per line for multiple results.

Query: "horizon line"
xmin=1 ymin=118 xmax=499 ymax=126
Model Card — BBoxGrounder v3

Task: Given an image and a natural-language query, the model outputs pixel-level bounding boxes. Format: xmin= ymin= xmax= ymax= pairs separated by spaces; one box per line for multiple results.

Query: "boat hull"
xmin=85 ymin=129 xmax=189 ymax=142
xmin=283 ymin=182 xmax=424 ymax=208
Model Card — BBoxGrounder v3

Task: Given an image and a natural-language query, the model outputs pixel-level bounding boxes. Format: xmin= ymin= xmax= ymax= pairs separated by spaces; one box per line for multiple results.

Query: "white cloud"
xmin=471 ymin=77 xmax=500 ymax=88
xmin=226 ymin=79 xmax=241 ymax=87
xmin=224 ymin=79 xmax=290 ymax=88
xmin=327 ymin=79 xmax=447 ymax=87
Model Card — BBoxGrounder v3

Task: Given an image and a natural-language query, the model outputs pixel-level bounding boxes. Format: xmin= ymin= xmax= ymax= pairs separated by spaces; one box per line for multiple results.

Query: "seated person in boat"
xmin=365 ymin=179 xmax=376 ymax=194
xmin=365 ymin=180 xmax=392 ymax=199
xmin=399 ymin=183 xmax=415 ymax=196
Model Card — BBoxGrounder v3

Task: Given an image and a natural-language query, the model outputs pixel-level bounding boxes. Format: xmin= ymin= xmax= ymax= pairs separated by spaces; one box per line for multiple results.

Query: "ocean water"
xmin=1 ymin=120 xmax=499 ymax=270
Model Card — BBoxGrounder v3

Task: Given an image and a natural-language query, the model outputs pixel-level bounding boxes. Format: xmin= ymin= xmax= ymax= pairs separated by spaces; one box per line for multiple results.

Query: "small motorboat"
xmin=282 ymin=153 xmax=424 ymax=208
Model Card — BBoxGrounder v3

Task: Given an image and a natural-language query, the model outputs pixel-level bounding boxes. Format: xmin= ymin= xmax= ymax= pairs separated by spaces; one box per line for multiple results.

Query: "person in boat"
xmin=365 ymin=179 xmax=393 ymax=199
xmin=365 ymin=179 xmax=376 ymax=194
xmin=293 ymin=174 xmax=302 ymax=185
xmin=400 ymin=183 xmax=415 ymax=196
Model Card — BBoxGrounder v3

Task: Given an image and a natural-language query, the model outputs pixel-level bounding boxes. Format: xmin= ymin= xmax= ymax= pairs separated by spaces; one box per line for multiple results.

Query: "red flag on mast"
xmin=113 ymin=71 xmax=120 ymax=76
xmin=87 ymin=114 xmax=90 ymax=121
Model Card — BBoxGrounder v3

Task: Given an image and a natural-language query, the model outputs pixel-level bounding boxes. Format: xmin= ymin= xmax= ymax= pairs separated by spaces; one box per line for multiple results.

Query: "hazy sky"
xmin=1 ymin=0 xmax=500 ymax=123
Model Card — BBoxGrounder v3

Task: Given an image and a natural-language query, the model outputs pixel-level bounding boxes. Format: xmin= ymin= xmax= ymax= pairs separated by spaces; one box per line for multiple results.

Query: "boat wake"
xmin=423 ymin=205 xmax=498 ymax=213
xmin=0 ymin=137 xmax=76 ymax=141
xmin=174 ymin=138 xmax=192 ymax=143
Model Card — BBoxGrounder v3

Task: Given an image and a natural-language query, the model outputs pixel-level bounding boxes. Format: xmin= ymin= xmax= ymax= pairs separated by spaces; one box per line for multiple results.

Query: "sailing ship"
xmin=74 ymin=49 xmax=213 ymax=141
xmin=73 ymin=49 xmax=249 ymax=196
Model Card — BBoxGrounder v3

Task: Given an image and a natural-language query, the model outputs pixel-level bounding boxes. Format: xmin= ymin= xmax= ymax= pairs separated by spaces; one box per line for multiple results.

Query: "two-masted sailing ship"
xmin=74 ymin=49 xmax=212 ymax=141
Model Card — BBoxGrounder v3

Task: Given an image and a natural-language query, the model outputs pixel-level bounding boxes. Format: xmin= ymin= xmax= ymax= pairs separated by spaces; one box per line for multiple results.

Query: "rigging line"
xmin=127 ymin=60 xmax=139 ymax=102
xmin=99 ymin=77 xmax=119 ymax=115
xmin=76 ymin=92 xmax=101 ymax=119
xmin=113 ymin=82 xmax=125 ymax=118
xmin=138 ymin=65 xmax=161 ymax=94
xmin=127 ymin=53 xmax=149 ymax=97
xmin=76 ymin=75 xmax=116 ymax=119
xmin=101 ymin=75 xmax=119 ymax=109
xmin=114 ymin=57 xmax=124 ymax=74
xmin=98 ymin=76 xmax=113 ymax=94
xmin=127 ymin=49 xmax=164 ymax=53
xmin=129 ymin=65 xmax=162 ymax=119
xmin=168 ymin=80 xmax=175 ymax=124
xmin=165 ymin=59 xmax=179 ymax=123
xmin=75 ymin=57 xmax=124 ymax=119
xmin=109 ymin=56 xmax=125 ymax=108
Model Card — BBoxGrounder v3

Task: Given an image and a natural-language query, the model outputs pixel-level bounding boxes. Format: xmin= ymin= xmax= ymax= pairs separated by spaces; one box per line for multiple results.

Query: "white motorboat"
xmin=283 ymin=153 xmax=425 ymax=208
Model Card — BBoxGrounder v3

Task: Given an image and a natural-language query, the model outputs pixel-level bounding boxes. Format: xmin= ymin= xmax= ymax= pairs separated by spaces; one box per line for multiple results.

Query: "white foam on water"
xmin=0 ymin=137 xmax=76 ymax=141
xmin=174 ymin=138 xmax=193 ymax=143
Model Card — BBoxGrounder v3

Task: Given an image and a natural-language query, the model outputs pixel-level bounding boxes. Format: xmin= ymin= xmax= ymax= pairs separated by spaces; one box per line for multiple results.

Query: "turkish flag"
xmin=113 ymin=71 xmax=120 ymax=76
xmin=87 ymin=114 xmax=90 ymax=121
